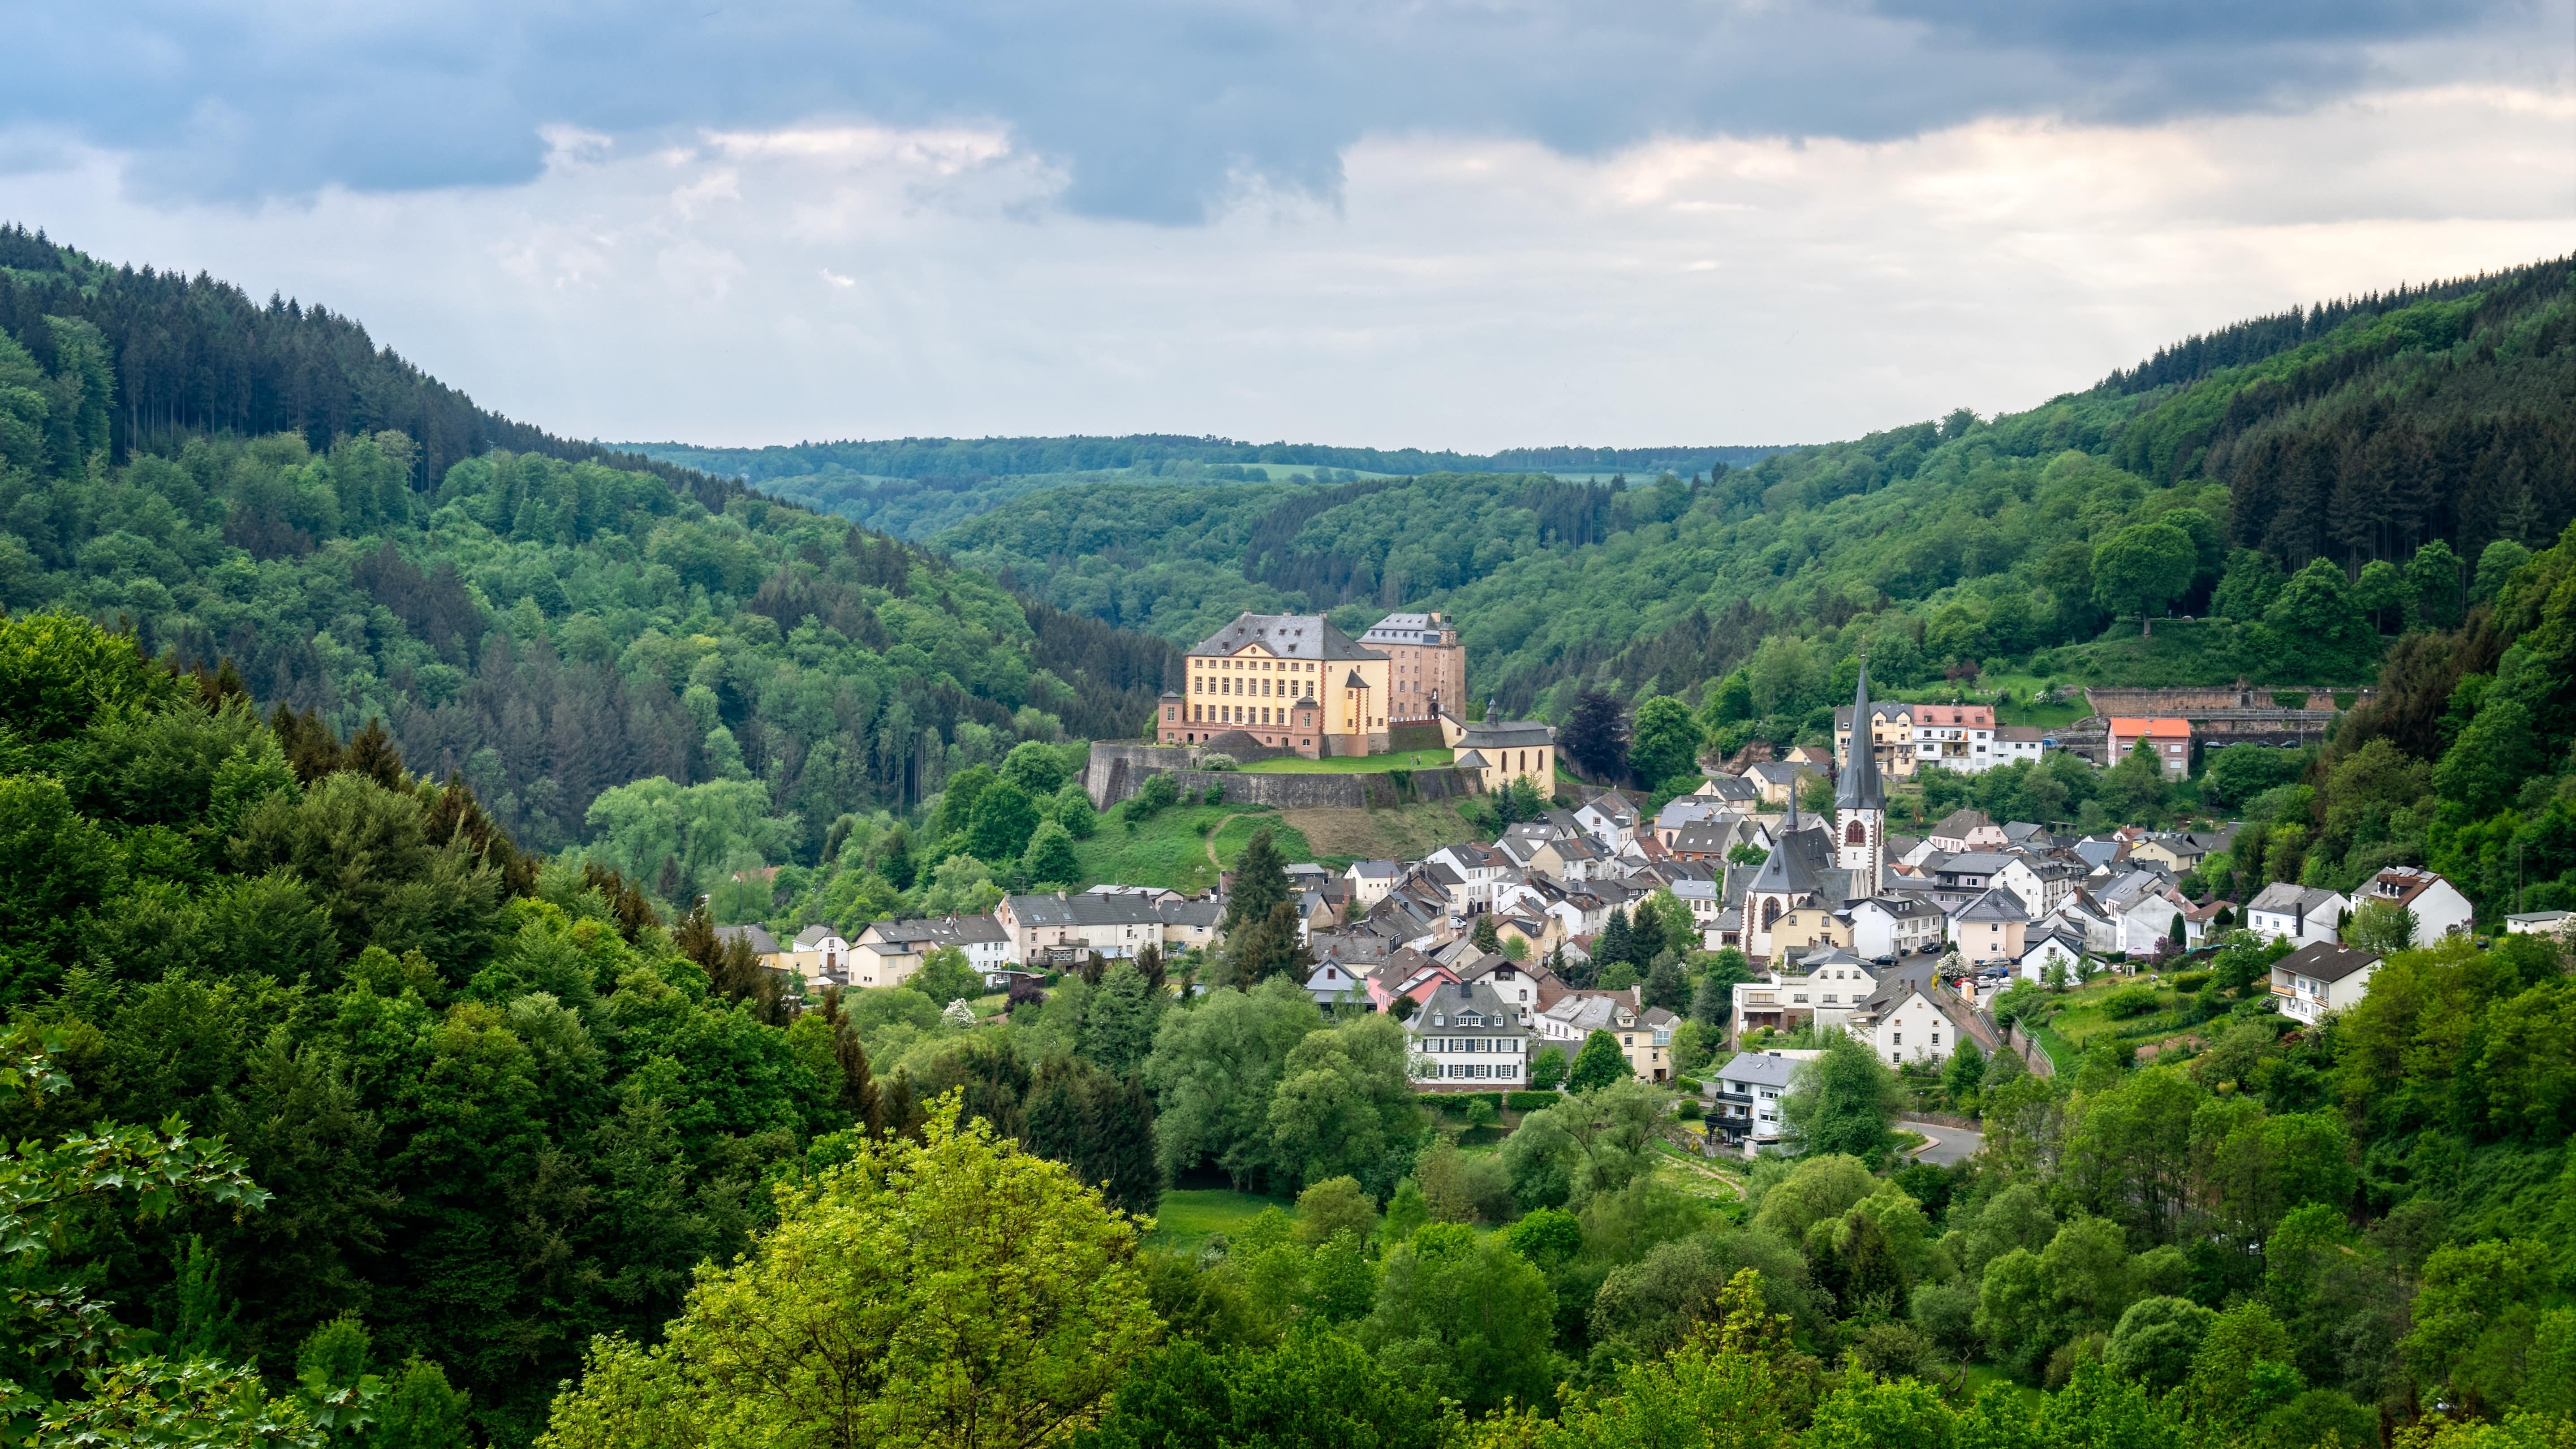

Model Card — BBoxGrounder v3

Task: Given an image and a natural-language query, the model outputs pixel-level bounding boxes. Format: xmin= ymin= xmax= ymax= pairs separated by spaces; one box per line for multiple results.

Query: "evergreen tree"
xmin=1472 ymin=914 xmax=1500 ymax=953
xmin=1228 ymin=900 xmax=1313 ymax=989
xmin=1223 ymin=827 xmax=1291 ymax=935
xmin=1081 ymin=962 xmax=1161 ymax=1076
xmin=1643 ymin=953 xmax=1688 ymax=1013
xmin=1943 ymin=1039 xmax=1987 ymax=1106
xmin=1626 ymin=898 xmax=1666 ymax=966
xmin=1088 ymin=1073 xmax=1164 ymax=1217
xmin=877 ymin=826 xmax=917 ymax=892
xmin=1598 ymin=907 xmax=1633 ymax=971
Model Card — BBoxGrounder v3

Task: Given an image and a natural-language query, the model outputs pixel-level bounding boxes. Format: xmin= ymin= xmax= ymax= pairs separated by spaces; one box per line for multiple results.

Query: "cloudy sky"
xmin=5 ymin=1 xmax=2571 ymax=450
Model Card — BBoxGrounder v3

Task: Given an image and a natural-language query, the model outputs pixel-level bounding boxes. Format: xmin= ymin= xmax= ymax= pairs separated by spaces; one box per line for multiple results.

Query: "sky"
xmin=4 ymin=1 xmax=2572 ymax=451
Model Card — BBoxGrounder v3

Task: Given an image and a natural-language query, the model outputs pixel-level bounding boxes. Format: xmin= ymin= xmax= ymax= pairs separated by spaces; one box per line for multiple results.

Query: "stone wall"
xmin=1086 ymin=742 xmax=1483 ymax=811
xmin=2083 ymin=685 xmax=2358 ymax=715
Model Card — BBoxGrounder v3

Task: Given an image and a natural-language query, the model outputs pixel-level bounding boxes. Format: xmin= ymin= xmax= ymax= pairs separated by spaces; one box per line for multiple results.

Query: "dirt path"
xmin=1206 ymin=814 xmax=1249 ymax=868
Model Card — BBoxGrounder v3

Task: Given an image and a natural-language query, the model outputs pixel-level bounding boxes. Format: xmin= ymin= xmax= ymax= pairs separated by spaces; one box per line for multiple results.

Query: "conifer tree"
xmin=1224 ymin=827 xmax=1291 ymax=935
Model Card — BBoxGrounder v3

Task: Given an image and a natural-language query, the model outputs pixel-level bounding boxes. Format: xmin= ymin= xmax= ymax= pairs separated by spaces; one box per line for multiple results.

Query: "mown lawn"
xmin=1068 ymin=804 xmax=1315 ymax=892
xmin=1242 ymin=748 xmax=1455 ymax=774
xmin=1146 ymin=1188 xmax=1295 ymax=1253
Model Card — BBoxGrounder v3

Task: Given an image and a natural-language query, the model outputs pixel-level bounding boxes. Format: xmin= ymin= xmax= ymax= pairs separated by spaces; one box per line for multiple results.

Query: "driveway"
xmin=1900 ymin=1119 xmax=1983 ymax=1166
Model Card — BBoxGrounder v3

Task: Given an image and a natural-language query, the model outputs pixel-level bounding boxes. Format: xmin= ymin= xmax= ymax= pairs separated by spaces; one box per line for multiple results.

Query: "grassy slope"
xmin=1277 ymin=801 xmax=1493 ymax=868
xmin=1241 ymin=748 xmax=1455 ymax=773
xmin=1069 ymin=804 xmax=1318 ymax=892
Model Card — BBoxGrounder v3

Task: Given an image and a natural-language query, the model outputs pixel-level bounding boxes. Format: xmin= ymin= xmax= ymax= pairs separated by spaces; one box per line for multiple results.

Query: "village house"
xmin=2106 ymin=716 xmax=2193 ymax=779
xmin=1358 ymin=610 xmax=1466 ymax=724
xmin=1344 ymin=860 xmax=1400 ymax=909
xmin=996 ymin=890 xmax=1221 ymax=966
xmin=1158 ymin=611 xmax=1392 ymax=757
xmin=1852 ymin=967 xmax=1994 ymax=1068
xmin=1835 ymin=700 xmax=1919 ymax=781
xmin=1744 ymin=760 xmax=1820 ymax=807
xmin=2014 ymin=925 xmax=2086 ymax=981
xmin=782 ymin=925 xmax=851 ymax=988
xmin=2353 ymin=866 xmax=2474 ymax=941
xmin=1407 ymin=980 xmax=1532 ymax=1088
xmin=1926 ymin=809 xmax=2008 ymax=852
xmin=2270 ymin=942 xmax=2384 ymax=1024
xmin=850 ymin=914 xmax=1014 ymax=988
xmin=1846 ymin=895 xmax=1943 ymax=960
xmin=1949 ymin=888 xmax=2031 ymax=965
xmin=2247 ymin=883 xmax=2351 ymax=949
xmin=1711 ymin=1050 xmax=1814 ymax=1152
xmin=1910 ymin=702 xmax=2001 ymax=773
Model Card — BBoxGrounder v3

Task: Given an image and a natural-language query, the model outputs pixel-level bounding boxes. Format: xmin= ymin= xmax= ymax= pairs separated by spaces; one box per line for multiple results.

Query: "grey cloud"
xmin=4 ymin=0 xmax=2528 ymax=221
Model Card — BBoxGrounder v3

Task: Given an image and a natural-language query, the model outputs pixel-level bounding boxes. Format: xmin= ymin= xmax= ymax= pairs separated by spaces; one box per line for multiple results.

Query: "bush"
xmin=1432 ymin=1092 xmax=1506 ymax=1117
xmin=1677 ymin=1099 xmax=1703 ymax=1119
xmin=1505 ymin=1090 xmax=1563 ymax=1112
xmin=1673 ymin=1076 xmax=1702 ymax=1093
xmin=2171 ymin=971 xmax=2211 ymax=992
xmin=1198 ymin=752 xmax=1240 ymax=772
xmin=2102 ymin=985 xmax=2159 ymax=1018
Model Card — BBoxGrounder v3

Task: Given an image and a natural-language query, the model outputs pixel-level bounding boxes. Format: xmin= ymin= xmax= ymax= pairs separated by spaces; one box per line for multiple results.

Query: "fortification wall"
xmin=1086 ymin=742 xmax=1482 ymax=811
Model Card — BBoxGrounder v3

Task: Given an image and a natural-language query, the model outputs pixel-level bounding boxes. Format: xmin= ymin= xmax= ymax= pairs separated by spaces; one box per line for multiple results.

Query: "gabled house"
xmin=1927 ymin=809 xmax=2007 ymax=853
xmin=1576 ymin=792 xmax=1642 ymax=853
xmin=1344 ymin=859 xmax=1401 ymax=908
xmin=2014 ymin=925 xmax=2086 ymax=981
xmin=2269 ymin=942 xmax=2383 ymax=1024
xmin=1302 ymin=959 xmax=1371 ymax=1008
xmin=2353 ymin=867 xmax=2473 ymax=942
xmin=1406 ymin=981 xmax=1533 ymax=1088
xmin=1847 ymin=895 xmax=1943 ymax=960
xmin=2247 ymin=883 xmax=2351 ymax=949
xmin=1949 ymin=887 xmax=2031 ymax=965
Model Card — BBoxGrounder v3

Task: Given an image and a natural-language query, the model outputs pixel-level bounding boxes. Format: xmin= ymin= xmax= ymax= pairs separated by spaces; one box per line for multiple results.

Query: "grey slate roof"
xmin=2275 ymin=941 xmax=2382 ymax=983
xmin=1188 ymin=612 xmax=1384 ymax=660
xmin=715 ymin=924 xmax=780 ymax=955
xmin=1835 ymin=661 xmax=1884 ymax=811
xmin=1716 ymin=1051 xmax=1802 ymax=1091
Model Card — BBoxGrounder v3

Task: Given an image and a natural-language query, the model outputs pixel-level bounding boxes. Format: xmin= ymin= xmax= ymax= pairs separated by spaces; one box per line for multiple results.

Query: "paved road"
xmin=1900 ymin=1119 xmax=1983 ymax=1166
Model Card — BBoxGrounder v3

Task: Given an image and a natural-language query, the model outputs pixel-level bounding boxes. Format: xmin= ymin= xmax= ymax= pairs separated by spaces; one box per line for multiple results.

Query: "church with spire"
xmin=1737 ymin=660 xmax=1888 ymax=964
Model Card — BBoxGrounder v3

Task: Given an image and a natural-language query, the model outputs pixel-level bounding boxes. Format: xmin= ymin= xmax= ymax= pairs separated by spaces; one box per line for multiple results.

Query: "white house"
xmin=1407 ymin=980 xmax=1533 ymax=1087
xmin=1855 ymin=974 xmax=1983 ymax=1068
xmin=1345 ymin=860 xmax=1401 ymax=909
xmin=783 ymin=925 xmax=852 ymax=989
xmin=1711 ymin=1050 xmax=1813 ymax=1154
xmin=1927 ymin=809 xmax=2008 ymax=852
xmin=1575 ymin=792 xmax=1642 ymax=853
xmin=2269 ymin=941 xmax=2383 ymax=1024
xmin=2352 ymin=867 xmax=2473 ymax=942
xmin=1302 ymin=959 xmax=1371 ymax=1009
xmin=2014 ymin=926 xmax=2086 ymax=982
xmin=1847 ymin=896 xmax=1943 ymax=960
xmin=2247 ymin=883 xmax=2351 ymax=949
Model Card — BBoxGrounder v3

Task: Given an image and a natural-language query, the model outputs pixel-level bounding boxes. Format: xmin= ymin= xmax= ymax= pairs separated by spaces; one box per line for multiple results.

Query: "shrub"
xmin=1505 ymin=1090 xmax=1563 ymax=1111
xmin=2171 ymin=971 xmax=2211 ymax=992
xmin=1673 ymin=1076 xmax=1702 ymax=1093
xmin=2102 ymin=985 xmax=2160 ymax=1018
xmin=1198 ymin=752 xmax=1240 ymax=772
xmin=1677 ymin=1099 xmax=1703 ymax=1120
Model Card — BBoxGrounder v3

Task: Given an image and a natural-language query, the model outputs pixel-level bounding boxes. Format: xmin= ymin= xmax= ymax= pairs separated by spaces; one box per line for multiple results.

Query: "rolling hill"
xmin=677 ymin=256 xmax=2573 ymax=731
xmin=0 ymin=224 xmax=1176 ymax=879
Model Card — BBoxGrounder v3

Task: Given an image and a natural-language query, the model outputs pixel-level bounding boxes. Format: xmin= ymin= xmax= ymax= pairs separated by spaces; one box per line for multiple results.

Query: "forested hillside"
xmin=624 ymin=436 xmax=1785 ymax=543
xmin=915 ymin=256 xmax=2574 ymax=722
xmin=0 ymin=226 xmax=1175 ymax=893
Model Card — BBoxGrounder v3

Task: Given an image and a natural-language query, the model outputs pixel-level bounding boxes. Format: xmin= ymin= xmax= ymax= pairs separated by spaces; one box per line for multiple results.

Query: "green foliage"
xmin=1567 ymin=1030 xmax=1629 ymax=1092
xmin=1777 ymin=1031 xmax=1901 ymax=1165
xmin=538 ymin=1106 xmax=1159 ymax=1449
xmin=1360 ymin=1222 xmax=1559 ymax=1414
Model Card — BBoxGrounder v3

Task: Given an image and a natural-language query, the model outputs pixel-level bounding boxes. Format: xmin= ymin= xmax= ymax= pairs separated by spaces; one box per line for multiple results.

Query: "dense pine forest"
xmin=813 ymin=256 xmax=2573 ymax=719
xmin=0 ymin=226 xmax=1174 ymax=889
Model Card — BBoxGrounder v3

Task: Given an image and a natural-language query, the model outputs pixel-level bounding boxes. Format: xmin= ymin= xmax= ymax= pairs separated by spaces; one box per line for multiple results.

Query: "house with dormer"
xmin=1407 ymin=980 xmax=1533 ymax=1088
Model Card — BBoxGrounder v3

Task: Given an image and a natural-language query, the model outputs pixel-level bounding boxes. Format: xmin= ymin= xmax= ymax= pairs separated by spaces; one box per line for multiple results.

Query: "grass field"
xmin=1281 ymin=800 xmax=1492 ymax=868
xmin=1146 ymin=1187 xmax=1294 ymax=1253
xmin=1069 ymin=804 xmax=1317 ymax=891
xmin=1242 ymin=748 xmax=1455 ymax=774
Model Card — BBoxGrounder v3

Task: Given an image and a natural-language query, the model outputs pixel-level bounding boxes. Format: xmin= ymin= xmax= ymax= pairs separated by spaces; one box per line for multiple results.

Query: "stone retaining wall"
xmin=1086 ymin=742 xmax=1483 ymax=811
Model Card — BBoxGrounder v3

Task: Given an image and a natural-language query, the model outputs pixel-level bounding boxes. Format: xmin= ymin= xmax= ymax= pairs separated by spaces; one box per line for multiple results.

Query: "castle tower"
xmin=1835 ymin=659 xmax=1887 ymax=898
